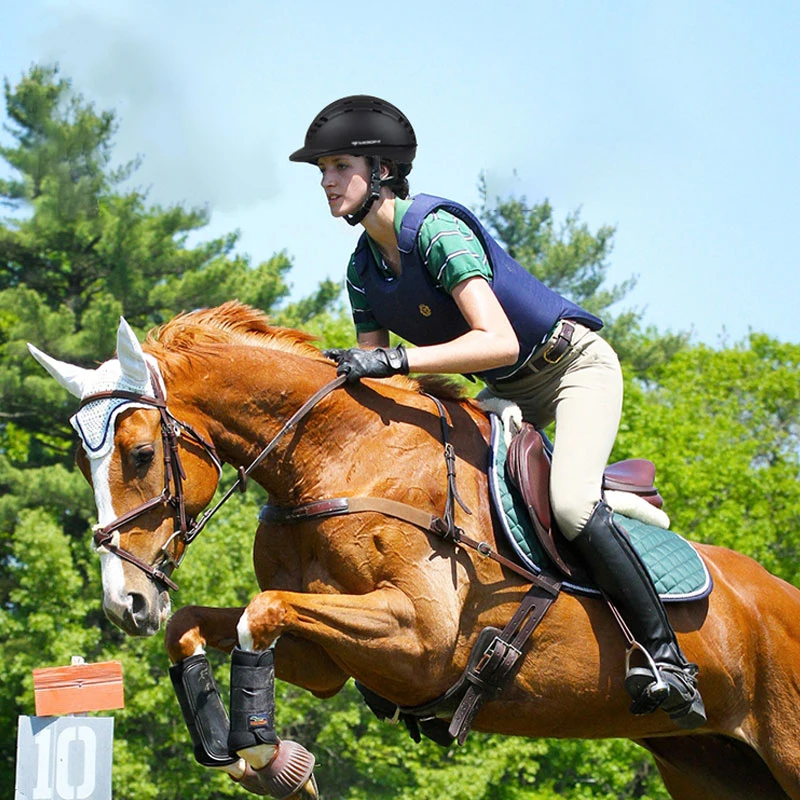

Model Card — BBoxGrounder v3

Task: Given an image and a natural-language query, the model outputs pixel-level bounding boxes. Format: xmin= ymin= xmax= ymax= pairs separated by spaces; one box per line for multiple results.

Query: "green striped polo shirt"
xmin=346 ymin=197 xmax=493 ymax=335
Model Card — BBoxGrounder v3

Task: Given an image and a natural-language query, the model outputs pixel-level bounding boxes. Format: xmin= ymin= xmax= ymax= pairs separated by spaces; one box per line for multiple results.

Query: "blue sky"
xmin=1 ymin=0 xmax=798 ymax=346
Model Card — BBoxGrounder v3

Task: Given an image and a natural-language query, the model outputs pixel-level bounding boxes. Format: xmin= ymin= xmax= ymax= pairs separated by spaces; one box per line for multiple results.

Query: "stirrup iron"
xmin=624 ymin=640 xmax=669 ymax=713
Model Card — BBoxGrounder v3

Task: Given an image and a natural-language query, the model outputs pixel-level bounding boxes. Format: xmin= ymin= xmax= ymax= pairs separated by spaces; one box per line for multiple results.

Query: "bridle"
xmin=81 ymin=367 xmax=348 ymax=592
xmin=81 ymin=366 xmax=222 ymax=592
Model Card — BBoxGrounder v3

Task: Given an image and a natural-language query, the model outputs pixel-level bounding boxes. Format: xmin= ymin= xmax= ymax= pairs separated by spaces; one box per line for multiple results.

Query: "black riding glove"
xmin=323 ymin=345 xmax=409 ymax=384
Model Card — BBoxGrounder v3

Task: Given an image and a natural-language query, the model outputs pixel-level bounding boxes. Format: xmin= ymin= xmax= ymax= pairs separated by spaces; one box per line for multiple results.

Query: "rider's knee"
xmin=550 ymin=489 xmax=598 ymax=542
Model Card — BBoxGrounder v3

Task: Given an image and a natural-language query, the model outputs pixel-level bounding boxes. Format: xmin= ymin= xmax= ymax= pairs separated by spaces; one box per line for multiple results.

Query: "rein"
xmin=85 ymin=366 xmax=552 ymax=597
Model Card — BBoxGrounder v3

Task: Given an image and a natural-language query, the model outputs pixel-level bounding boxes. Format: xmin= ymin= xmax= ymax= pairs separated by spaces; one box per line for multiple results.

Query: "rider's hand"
xmin=325 ymin=345 xmax=409 ymax=384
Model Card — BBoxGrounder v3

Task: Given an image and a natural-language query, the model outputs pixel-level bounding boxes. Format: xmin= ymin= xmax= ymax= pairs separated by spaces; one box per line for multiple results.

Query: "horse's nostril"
xmin=129 ymin=592 xmax=148 ymax=621
xmin=115 ymin=591 xmax=162 ymax=637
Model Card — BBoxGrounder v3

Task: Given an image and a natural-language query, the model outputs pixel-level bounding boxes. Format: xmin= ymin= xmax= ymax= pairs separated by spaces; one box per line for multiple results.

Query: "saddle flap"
xmin=506 ymin=424 xmax=551 ymax=534
xmin=505 ymin=424 xmax=587 ymax=579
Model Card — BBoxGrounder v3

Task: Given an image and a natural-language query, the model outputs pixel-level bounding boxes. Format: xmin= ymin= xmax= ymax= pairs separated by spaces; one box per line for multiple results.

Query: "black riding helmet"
xmin=290 ymin=95 xmax=416 ymax=225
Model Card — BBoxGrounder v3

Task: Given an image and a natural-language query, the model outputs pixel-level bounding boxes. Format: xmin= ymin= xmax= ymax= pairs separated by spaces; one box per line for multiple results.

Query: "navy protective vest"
xmin=353 ymin=193 xmax=603 ymax=381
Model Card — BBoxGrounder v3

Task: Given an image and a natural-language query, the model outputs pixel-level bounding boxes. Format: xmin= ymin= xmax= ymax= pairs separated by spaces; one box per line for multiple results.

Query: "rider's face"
xmin=318 ymin=155 xmax=371 ymax=218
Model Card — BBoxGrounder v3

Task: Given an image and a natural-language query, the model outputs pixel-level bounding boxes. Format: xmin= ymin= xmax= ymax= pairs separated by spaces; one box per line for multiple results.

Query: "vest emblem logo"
xmin=419 ymin=304 xmax=432 ymax=317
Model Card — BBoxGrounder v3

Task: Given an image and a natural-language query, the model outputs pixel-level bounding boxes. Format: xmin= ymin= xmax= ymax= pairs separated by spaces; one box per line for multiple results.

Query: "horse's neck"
xmin=177 ymin=360 xmax=353 ymax=503
xmin=169 ymin=349 xmax=467 ymax=507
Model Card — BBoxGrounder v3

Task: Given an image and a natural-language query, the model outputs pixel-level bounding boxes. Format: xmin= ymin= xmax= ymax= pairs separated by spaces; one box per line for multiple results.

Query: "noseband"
xmin=80 ymin=367 xmax=221 ymax=592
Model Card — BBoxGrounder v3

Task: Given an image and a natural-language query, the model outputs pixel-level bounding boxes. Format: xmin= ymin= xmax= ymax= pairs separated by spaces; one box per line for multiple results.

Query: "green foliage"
xmin=274 ymin=277 xmax=344 ymax=329
xmin=149 ymin=249 xmax=293 ymax=318
xmin=0 ymin=65 xmax=333 ymax=798
xmin=1 ymin=64 xmax=115 ymax=211
xmin=479 ymin=178 xmax=621 ymax=311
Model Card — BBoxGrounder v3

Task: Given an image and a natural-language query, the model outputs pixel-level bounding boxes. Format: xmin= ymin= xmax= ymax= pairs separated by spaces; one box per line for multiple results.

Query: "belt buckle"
xmin=542 ymin=344 xmax=563 ymax=365
xmin=541 ymin=322 xmax=574 ymax=366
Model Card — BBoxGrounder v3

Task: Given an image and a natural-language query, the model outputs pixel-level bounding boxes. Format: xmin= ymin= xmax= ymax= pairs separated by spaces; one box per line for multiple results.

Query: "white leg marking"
xmin=236 ymin=609 xmax=279 ymax=652
xmin=216 ymin=758 xmax=246 ymax=778
xmin=238 ymin=744 xmax=278 ymax=769
xmin=236 ymin=609 xmax=254 ymax=651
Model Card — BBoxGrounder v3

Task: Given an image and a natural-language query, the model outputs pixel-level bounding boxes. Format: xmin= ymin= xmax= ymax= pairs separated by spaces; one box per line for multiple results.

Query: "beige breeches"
xmin=485 ymin=324 xmax=623 ymax=540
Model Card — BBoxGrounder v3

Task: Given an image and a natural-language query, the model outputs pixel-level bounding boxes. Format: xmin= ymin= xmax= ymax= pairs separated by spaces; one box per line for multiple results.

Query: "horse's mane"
xmin=144 ymin=301 xmax=327 ymax=364
xmin=143 ymin=301 xmax=468 ymax=402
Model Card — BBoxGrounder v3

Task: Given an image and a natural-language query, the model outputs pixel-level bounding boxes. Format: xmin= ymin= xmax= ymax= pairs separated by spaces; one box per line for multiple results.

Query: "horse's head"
xmin=29 ymin=318 xmax=221 ymax=637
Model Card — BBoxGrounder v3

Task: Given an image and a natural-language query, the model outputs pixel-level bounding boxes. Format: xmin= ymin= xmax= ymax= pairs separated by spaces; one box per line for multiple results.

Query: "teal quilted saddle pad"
xmin=488 ymin=416 xmax=712 ymax=602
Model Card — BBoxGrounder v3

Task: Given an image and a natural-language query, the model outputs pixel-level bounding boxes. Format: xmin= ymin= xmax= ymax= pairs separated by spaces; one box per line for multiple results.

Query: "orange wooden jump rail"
xmin=33 ymin=660 xmax=125 ymax=716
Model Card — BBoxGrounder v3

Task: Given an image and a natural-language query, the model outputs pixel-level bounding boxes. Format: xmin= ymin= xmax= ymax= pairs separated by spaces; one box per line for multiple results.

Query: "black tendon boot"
xmin=228 ymin=647 xmax=316 ymax=799
xmin=169 ymin=654 xmax=238 ymax=767
xmin=228 ymin=647 xmax=280 ymax=754
xmin=572 ymin=501 xmax=706 ymax=729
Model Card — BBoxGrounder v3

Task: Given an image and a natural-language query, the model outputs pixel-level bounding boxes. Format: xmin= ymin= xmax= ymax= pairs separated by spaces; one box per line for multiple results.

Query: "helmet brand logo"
xmin=352 ymin=139 xmax=381 ymax=146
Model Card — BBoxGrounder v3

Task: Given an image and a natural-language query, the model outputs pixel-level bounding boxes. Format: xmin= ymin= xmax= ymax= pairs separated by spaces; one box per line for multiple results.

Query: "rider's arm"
xmin=404 ymin=276 xmax=519 ymax=374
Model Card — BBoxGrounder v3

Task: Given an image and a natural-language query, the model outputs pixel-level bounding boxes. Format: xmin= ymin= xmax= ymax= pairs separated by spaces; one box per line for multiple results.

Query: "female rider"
xmin=289 ymin=95 xmax=705 ymax=729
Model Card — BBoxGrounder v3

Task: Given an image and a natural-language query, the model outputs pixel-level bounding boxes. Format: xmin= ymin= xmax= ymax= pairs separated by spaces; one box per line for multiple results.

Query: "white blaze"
xmin=28 ymin=317 xmax=168 ymax=610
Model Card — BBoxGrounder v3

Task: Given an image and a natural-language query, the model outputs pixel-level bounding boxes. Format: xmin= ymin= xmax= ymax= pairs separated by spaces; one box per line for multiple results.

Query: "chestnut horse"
xmin=29 ymin=302 xmax=800 ymax=799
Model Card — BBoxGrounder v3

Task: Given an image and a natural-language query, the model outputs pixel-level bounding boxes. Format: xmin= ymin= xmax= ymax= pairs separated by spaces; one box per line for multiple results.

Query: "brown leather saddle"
xmin=506 ymin=422 xmax=664 ymax=580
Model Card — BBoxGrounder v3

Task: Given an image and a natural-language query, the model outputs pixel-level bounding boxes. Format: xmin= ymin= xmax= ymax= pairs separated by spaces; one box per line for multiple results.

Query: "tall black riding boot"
xmin=170 ymin=653 xmax=239 ymax=767
xmin=572 ymin=501 xmax=706 ymax=729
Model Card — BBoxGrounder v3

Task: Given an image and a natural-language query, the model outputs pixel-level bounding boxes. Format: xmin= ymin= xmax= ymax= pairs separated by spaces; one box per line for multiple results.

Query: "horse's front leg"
xmin=165 ymin=605 xmax=349 ymax=696
xmin=165 ymin=606 xmax=330 ymax=799
xmin=164 ymin=607 xmax=245 ymax=778
xmin=165 ymin=605 xmax=244 ymax=661
xmin=224 ymin=584 xmax=432 ymax=796
xmin=239 ymin=584 xmax=442 ymax=703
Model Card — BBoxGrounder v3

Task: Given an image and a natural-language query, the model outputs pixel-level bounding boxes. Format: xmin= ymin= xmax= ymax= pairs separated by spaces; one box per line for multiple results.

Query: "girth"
xmin=355 ymin=572 xmax=561 ymax=747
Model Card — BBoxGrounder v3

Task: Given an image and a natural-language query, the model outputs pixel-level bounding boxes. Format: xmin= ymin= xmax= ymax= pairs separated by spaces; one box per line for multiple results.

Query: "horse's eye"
xmin=132 ymin=444 xmax=156 ymax=470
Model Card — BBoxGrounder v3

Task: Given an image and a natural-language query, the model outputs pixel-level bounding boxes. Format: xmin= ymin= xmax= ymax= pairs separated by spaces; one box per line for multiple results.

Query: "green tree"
xmin=0 ymin=64 xmax=335 ymax=797
xmin=614 ymin=334 xmax=800 ymax=582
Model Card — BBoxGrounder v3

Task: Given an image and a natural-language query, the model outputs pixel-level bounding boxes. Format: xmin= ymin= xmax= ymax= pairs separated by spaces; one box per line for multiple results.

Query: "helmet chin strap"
xmin=345 ymin=156 xmax=387 ymax=227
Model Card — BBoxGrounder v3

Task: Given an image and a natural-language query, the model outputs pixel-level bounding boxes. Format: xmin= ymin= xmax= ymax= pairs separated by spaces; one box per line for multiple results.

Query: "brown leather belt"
xmin=493 ymin=320 xmax=576 ymax=385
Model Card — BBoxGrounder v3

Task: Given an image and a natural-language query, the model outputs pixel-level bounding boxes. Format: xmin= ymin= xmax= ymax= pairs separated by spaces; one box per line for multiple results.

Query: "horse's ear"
xmin=27 ymin=344 xmax=93 ymax=399
xmin=116 ymin=317 xmax=149 ymax=385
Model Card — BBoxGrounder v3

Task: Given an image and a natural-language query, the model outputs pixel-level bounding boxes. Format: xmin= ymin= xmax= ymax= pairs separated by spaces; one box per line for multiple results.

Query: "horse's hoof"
xmin=232 ymin=740 xmax=317 ymax=799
